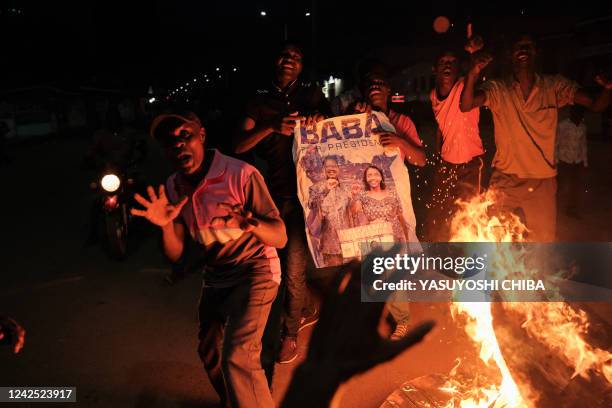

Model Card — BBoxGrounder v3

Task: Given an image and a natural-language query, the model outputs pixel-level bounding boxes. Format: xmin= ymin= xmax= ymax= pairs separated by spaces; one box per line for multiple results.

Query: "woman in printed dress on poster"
xmin=351 ymin=165 xmax=410 ymax=243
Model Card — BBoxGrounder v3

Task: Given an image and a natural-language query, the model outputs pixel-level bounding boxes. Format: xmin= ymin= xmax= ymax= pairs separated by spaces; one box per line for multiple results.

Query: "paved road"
xmin=0 ymin=135 xmax=610 ymax=407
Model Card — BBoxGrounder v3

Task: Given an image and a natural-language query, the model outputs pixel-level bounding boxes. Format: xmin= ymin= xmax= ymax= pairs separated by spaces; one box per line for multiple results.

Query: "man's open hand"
xmin=131 ymin=185 xmax=188 ymax=227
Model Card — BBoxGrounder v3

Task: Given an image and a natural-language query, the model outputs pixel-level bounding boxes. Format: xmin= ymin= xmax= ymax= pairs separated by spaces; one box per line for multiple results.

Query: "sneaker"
xmin=298 ymin=308 xmax=319 ymax=333
xmin=277 ymin=336 xmax=298 ymax=364
xmin=390 ymin=320 xmax=410 ymax=341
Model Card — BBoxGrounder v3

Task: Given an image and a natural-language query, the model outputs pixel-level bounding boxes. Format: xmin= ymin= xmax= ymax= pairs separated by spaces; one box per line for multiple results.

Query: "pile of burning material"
xmin=381 ymin=191 xmax=612 ymax=408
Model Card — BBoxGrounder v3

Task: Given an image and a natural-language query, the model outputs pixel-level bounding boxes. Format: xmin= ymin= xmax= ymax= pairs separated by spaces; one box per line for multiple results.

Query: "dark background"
xmin=2 ymin=1 xmax=611 ymax=90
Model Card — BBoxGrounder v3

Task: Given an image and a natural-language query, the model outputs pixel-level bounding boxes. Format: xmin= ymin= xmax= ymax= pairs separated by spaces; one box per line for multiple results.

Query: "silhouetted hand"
xmin=0 ymin=316 xmax=25 ymax=354
xmin=131 ymin=185 xmax=188 ymax=227
xmin=281 ymin=261 xmax=435 ymax=408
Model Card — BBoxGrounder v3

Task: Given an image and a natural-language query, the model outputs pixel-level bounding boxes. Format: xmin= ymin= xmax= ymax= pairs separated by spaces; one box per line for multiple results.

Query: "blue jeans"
xmin=198 ymin=276 xmax=278 ymax=408
xmin=275 ymin=197 xmax=314 ymax=337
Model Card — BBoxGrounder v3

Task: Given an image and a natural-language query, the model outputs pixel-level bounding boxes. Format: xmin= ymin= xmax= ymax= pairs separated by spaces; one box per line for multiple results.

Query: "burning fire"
xmin=440 ymin=190 xmax=612 ymax=407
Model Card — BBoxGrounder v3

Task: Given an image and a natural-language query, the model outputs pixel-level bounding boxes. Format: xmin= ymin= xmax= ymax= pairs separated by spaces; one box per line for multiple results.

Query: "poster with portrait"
xmin=293 ymin=112 xmax=420 ymax=268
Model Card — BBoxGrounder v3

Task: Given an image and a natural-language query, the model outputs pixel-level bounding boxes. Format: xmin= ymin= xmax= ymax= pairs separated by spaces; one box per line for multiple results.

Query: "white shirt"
xmin=555 ymin=118 xmax=588 ymax=166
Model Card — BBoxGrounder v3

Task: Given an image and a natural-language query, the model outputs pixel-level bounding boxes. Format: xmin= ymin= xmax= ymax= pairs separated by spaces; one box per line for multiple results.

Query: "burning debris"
xmin=382 ymin=191 xmax=612 ymax=408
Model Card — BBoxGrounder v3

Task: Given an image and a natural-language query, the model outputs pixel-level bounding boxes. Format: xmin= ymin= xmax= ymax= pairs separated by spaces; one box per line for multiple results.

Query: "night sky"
xmin=1 ymin=1 xmax=609 ymax=92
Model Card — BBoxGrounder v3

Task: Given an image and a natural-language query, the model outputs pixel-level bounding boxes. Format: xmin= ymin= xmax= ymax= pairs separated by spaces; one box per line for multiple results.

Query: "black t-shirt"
xmin=245 ymin=81 xmax=330 ymax=199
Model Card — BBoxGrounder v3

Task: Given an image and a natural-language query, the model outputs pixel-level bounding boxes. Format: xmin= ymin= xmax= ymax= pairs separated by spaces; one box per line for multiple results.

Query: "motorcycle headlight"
xmin=101 ymin=174 xmax=121 ymax=193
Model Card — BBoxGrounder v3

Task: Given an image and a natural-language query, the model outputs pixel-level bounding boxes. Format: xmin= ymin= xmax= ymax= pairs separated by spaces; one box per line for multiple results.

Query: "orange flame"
xmin=441 ymin=190 xmax=612 ymax=407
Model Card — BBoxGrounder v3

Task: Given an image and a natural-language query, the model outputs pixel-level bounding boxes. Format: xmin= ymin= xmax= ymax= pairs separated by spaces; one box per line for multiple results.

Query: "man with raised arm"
xmin=460 ymin=33 xmax=611 ymax=241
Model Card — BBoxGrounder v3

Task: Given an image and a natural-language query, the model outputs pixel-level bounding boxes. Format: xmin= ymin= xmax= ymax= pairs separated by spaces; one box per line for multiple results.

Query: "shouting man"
xmin=427 ymin=51 xmax=485 ymax=242
xmin=461 ymin=33 xmax=611 ymax=241
xmin=134 ymin=111 xmax=287 ymax=407
xmin=235 ymin=44 xmax=329 ymax=363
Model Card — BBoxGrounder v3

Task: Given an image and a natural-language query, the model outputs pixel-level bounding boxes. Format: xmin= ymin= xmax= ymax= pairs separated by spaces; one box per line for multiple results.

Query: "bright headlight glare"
xmin=101 ymin=174 xmax=121 ymax=192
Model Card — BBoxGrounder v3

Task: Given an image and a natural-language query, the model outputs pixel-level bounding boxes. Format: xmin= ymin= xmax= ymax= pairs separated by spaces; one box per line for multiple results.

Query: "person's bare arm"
xmin=235 ymin=114 xmax=305 ymax=154
xmin=131 ymin=185 xmax=188 ymax=262
xmin=161 ymin=221 xmax=185 ymax=263
xmin=380 ymin=133 xmax=426 ymax=167
xmin=235 ymin=117 xmax=275 ymax=154
xmin=460 ymin=52 xmax=492 ymax=112
xmin=252 ymin=215 xmax=287 ymax=248
xmin=574 ymin=75 xmax=612 ymax=113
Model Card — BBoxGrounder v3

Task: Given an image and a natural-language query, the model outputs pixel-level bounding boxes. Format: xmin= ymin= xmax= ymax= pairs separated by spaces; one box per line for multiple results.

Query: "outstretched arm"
xmin=460 ymin=52 xmax=492 ymax=112
xmin=235 ymin=113 xmax=306 ymax=154
xmin=573 ymin=75 xmax=612 ymax=113
xmin=132 ymin=185 xmax=188 ymax=262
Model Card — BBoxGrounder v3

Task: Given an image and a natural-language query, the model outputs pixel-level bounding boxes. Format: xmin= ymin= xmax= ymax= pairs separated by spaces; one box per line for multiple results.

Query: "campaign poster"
xmin=293 ymin=112 xmax=420 ymax=268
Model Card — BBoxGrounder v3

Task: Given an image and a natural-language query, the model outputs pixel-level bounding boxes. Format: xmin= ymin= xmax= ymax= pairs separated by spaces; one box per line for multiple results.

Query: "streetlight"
xmin=305 ymin=11 xmax=311 ymax=17
xmin=260 ymin=11 xmax=267 ymax=17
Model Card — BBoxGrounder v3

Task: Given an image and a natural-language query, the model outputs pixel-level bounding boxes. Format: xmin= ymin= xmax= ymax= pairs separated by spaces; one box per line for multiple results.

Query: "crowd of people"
xmin=125 ymin=31 xmax=612 ymax=407
xmin=1 ymin=31 xmax=603 ymax=408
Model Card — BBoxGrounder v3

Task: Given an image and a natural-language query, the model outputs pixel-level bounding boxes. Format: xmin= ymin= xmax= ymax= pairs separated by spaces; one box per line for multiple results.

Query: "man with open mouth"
xmin=426 ymin=50 xmax=485 ymax=243
xmin=350 ymin=60 xmax=426 ymax=167
xmin=234 ymin=44 xmax=330 ymax=365
xmin=134 ymin=111 xmax=287 ymax=407
xmin=348 ymin=61 xmax=425 ymax=341
xmin=461 ymin=33 xmax=612 ymax=242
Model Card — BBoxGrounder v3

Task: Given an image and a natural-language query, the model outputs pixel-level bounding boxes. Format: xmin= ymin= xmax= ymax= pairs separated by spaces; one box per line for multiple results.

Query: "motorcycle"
xmin=84 ymin=131 xmax=147 ymax=260
xmin=89 ymin=165 xmax=136 ymax=260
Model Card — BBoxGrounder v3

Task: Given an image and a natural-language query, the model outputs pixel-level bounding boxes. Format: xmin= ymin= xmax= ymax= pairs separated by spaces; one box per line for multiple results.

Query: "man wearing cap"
xmin=235 ymin=44 xmax=329 ymax=364
xmin=134 ymin=111 xmax=287 ymax=408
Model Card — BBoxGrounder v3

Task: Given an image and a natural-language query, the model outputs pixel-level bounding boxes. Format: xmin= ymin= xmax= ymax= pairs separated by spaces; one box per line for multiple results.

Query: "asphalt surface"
xmin=0 ymin=134 xmax=610 ymax=408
